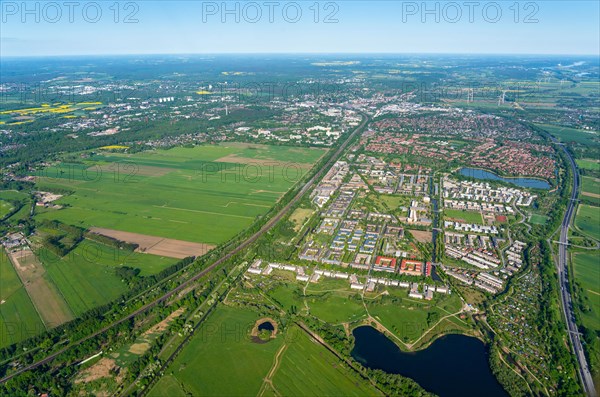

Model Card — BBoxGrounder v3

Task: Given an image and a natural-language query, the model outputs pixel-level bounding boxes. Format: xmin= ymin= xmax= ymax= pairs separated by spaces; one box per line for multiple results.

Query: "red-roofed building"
xmin=374 ymin=256 xmax=397 ymax=272
xmin=399 ymin=259 xmax=423 ymax=276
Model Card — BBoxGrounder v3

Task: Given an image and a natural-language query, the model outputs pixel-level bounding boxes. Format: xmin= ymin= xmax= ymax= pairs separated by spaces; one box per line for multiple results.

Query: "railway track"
xmin=0 ymin=111 xmax=368 ymax=384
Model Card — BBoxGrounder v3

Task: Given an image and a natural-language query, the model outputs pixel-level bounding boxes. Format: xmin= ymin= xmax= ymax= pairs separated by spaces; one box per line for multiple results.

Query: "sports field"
xmin=0 ymin=249 xmax=45 ymax=347
xmin=148 ymin=305 xmax=284 ymax=397
xmin=444 ymin=209 xmax=483 ymax=224
xmin=575 ymin=204 xmax=600 ymax=240
xmin=573 ymin=252 xmax=600 ymax=331
xmin=34 ymin=144 xmax=325 ymax=246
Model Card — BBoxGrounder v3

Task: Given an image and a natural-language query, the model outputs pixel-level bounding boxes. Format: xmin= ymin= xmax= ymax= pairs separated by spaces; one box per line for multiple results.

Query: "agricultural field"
xmin=536 ymin=124 xmax=599 ymax=146
xmin=581 ymin=176 xmax=600 ymax=205
xmin=577 ymin=159 xmax=600 ymax=172
xmin=7 ymin=248 xmax=73 ymax=328
xmin=0 ymin=102 xmax=104 ymax=125
xmin=148 ymin=305 xmax=284 ymax=397
xmin=575 ymin=204 xmax=600 ymax=240
xmin=269 ymin=325 xmax=381 ymax=396
xmin=444 ymin=209 xmax=483 ymax=224
xmin=39 ymin=239 xmax=173 ymax=316
xmin=0 ymin=249 xmax=45 ymax=347
xmin=572 ymin=252 xmax=600 ymax=332
xmin=34 ymin=144 xmax=325 ymax=246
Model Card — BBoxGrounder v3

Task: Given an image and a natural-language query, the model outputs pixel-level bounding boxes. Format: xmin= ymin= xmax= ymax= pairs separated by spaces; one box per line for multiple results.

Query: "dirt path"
xmin=405 ymin=309 xmax=465 ymax=349
xmin=257 ymin=343 xmax=288 ymax=397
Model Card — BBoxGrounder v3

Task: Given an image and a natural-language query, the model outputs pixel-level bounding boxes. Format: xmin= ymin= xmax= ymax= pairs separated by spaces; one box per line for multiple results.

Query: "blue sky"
xmin=1 ymin=1 xmax=599 ymax=56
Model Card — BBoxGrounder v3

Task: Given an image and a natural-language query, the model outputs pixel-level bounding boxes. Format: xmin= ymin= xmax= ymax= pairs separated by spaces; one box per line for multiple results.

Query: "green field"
xmin=0 ymin=190 xmax=29 ymax=202
xmin=577 ymin=159 xmax=600 ymax=172
xmin=34 ymin=144 xmax=324 ymax=245
xmin=530 ymin=214 xmax=549 ymax=225
xmin=575 ymin=204 xmax=600 ymax=240
xmin=271 ymin=325 xmax=381 ymax=396
xmin=268 ymin=284 xmax=303 ymax=313
xmin=149 ymin=375 xmax=187 ymax=397
xmin=573 ymin=252 xmax=600 ymax=331
xmin=536 ymin=124 xmax=599 ymax=146
xmin=367 ymin=292 xmax=463 ymax=345
xmin=0 ymin=200 xmax=14 ymax=219
xmin=305 ymin=279 xmax=367 ymax=324
xmin=149 ymin=305 xmax=284 ymax=397
xmin=0 ymin=190 xmax=30 ymax=224
xmin=581 ymin=177 xmax=600 ymax=205
xmin=0 ymin=249 xmax=45 ymax=347
xmin=444 ymin=209 xmax=483 ymax=224
xmin=39 ymin=239 xmax=173 ymax=316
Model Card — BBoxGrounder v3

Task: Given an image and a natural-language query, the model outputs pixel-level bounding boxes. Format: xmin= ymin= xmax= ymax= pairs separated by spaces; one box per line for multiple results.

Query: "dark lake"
xmin=351 ymin=326 xmax=508 ymax=397
xmin=258 ymin=321 xmax=275 ymax=332
xmin=459 ymin=167 xmax=551 ymax=190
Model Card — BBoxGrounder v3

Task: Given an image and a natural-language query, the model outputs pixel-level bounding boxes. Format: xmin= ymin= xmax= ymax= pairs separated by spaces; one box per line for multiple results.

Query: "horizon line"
xmin=2 ymin=51 xmax=599 ymax=59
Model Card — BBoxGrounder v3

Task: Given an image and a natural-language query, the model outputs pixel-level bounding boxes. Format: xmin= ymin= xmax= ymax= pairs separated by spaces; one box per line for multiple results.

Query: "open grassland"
xmin=268 ymin=284 xmax=302 ymax=312
xmin=149 ymin=375 xmax=187 ymax=397
xmin=305 ymin=278 xmax=368 ymax=324
xmin=308 ymin=293 xmax=367 ymax=324
xmin=366 ymin=291 xmax=464 ymax=346
xmin=34 ymin=144 xmax=324 ymax=245
xmin=149 ymin=305 xmax=284 ymax=397
xmin=573 ymin=252 xmax=600 ymax=332
xmin=269 ymin=325 xmax=381 ymax=396
xmin=1 ymin=191 xmax=31 ymax=223
xmin=289 ymin=208 xmax=314 ymax=231
xmin=444 ymin=209 xmax=483 ymax=224
xmin=575 ymin=204 xmax=600 ymax=240
xmin=0 ymin=249 xmax=45 ymax=347
xmin=39 ymin=239 xmax=173 ymax=316
xmin=0 ymin=200 xmax=14 ymax=219
xmin=8 ymin=248 xmax=73 ymax=328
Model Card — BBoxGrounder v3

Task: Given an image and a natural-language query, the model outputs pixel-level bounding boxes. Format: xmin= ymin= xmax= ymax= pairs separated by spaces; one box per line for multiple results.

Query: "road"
xmin=555 ymin=141 xmax=597 ymax=397
xmin=0 ymin=112 xmax=369 ymax=384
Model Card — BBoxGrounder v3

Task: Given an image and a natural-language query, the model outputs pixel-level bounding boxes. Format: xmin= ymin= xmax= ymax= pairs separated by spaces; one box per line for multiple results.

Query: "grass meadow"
xmin=149 ymin=305 xmax=283 ymax=397
xmin=0 ymin=249 xmax=45 ymax=347
xmin=34 ymin=144 xmax=324 ymax=245
xmin=38 ymin=239 xmax=174 ymax=316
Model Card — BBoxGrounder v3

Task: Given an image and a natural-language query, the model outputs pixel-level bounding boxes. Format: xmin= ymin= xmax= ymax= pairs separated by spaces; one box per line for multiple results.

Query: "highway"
xmin=0 ymin=112 xmax=369 ymax=384
xmin=555 ymin=141 xmax=597 ymax=397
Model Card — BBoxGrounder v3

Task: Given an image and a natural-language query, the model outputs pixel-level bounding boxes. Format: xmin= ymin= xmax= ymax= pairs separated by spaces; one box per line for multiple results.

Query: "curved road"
xmin=0 ymin=112 xmax=369 ymax=384
xmin=555 ymin=140 xmax=597 ymax=397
